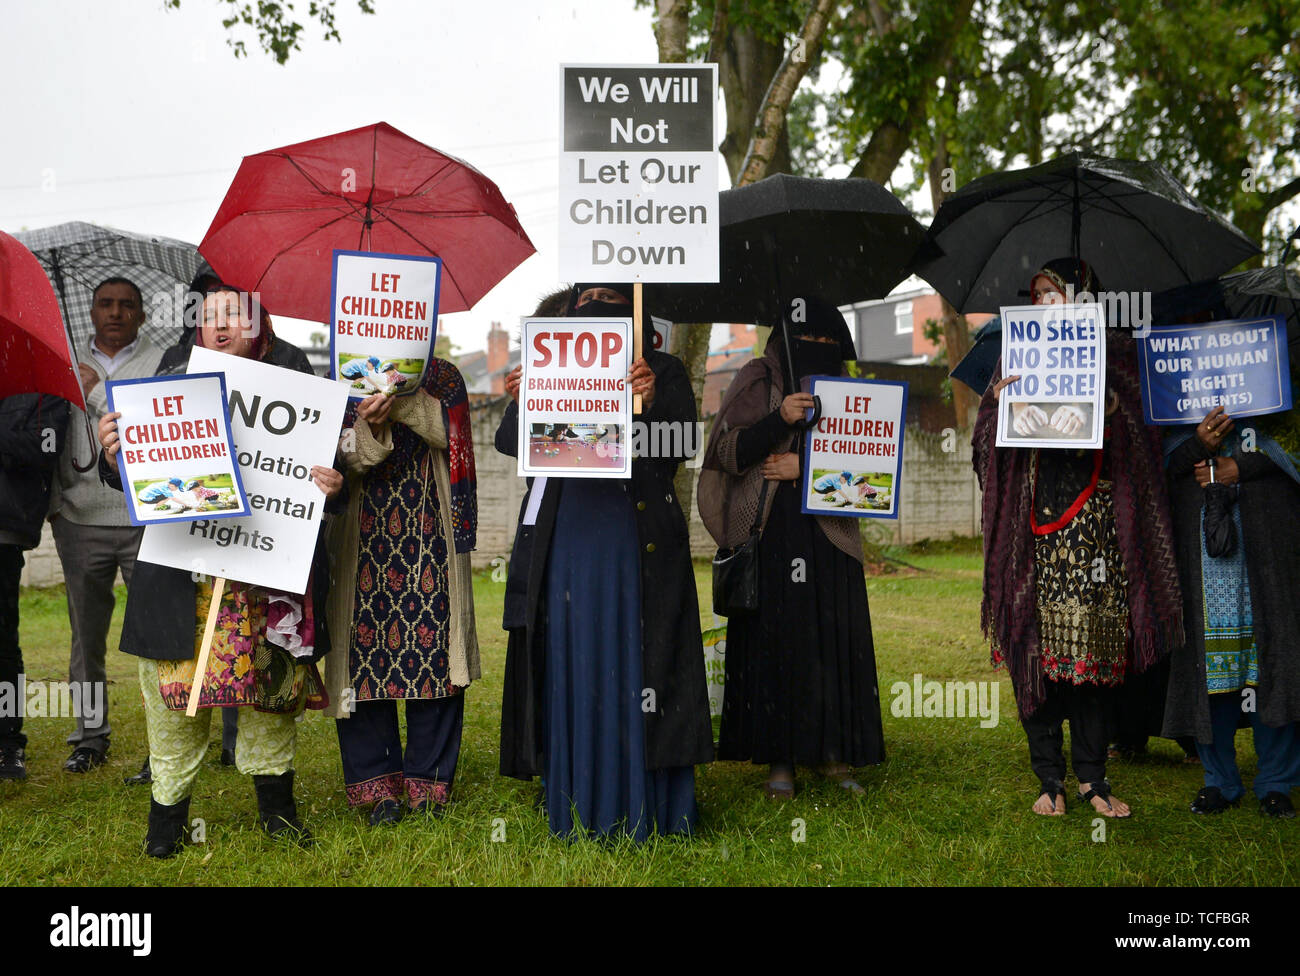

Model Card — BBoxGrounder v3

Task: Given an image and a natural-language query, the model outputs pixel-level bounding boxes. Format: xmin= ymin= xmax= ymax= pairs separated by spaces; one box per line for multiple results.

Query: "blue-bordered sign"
xmin=329 ymin=249 xmax=442 ymax=399
xmin=800 ymin=376 xmax=908 ymax=520
xmin=1138 ymin=315 xmax=1290 ymax=425
xmin=105 ymin=372 xmax=248 ymax=526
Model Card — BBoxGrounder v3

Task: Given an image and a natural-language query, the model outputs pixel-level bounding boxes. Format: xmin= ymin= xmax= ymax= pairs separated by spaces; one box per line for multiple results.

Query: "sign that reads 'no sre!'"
xmin=559 ymin=64 xmax=718 ymax=283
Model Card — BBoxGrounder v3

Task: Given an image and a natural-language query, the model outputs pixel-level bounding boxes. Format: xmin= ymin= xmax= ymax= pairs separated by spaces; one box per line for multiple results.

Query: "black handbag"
xmin=711 ymin=477 xmax=770 ymax=617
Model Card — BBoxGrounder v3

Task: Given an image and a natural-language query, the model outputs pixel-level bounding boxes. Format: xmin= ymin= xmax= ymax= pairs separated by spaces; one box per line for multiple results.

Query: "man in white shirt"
xmin=51 ymin=278 xmax=164 ymax=774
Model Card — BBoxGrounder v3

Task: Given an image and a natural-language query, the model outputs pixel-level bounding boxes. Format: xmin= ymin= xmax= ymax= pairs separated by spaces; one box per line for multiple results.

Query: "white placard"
xmin=559 ymin=64 xmax=719 ymax=283
xmin=995 ymin=302 xmax=1106 ymax=450
xmin=106 ymin=372 xmax=248 ymax=525
xmin=518 ymin=317 xmax=632 ymax=479
xmin=330 ymin=249 xmax=442 ymax=398
xmin=801 ymin=377 xmax=907 ymax=520
xmin=137 ymin=347 xmax=349 ymax=594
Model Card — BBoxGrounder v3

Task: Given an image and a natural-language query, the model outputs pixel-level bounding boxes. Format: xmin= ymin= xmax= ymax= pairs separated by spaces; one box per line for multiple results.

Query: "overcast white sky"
xmin=0 ymin=0 xmax=707 ymax=354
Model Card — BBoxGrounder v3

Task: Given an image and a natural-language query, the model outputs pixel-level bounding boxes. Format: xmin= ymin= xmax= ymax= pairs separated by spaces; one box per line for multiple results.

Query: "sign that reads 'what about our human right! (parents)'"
xmin=559 ymin=63 xmax=718 ymax=283
xmin=1137 ymin=315 xmax=1290 ymax=425
xmin=136 ymin=347 xmax=349 ymax=595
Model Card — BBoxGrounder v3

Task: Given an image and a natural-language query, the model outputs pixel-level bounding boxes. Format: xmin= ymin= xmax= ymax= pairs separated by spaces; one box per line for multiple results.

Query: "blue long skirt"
xmin=543 ymin=479 xmax=697 ymax=841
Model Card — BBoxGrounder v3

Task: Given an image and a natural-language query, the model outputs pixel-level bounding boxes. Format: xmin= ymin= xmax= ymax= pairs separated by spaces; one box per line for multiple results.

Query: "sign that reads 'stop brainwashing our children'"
xmin=801 ymin=377 xmax=908 ymax=520
xmin=518 ymin=317 xmax=632 ymax=480
xmin=559 ymin=64 xmax=719 ymax=283
xmin=330 ymin=249 xmax=442 ymax=399
xmin=137 ymin=347 xmax=349 ymax=594
xmin=1138 ymin=315 xmax=1290 ymax=425
xmin=996 ymin=302 xmax=1107 ymax=450
xmin=106 ymin=372 xmax=248 ymax=526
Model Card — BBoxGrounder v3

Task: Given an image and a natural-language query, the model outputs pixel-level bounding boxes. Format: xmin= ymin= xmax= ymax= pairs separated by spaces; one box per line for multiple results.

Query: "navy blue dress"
xmin=543 ymin=478 xmax=697 ymax=840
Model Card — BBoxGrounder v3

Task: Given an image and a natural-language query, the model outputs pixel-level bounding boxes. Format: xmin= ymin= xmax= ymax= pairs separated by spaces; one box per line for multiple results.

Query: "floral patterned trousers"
xmin=140 ymin=659 xmax=298 ymax=806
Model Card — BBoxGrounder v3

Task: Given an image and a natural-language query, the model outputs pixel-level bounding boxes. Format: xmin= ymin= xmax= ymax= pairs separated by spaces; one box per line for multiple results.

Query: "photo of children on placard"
xmin=131 ymin=473 xmax=241 ymax=519
xmin=808 ymin=469 xmax=893 ymax=512
xmin=527 ymin=422 xmax=624 ymax=470
xmin=1001 ymin=400 xmax=1094 ymax=440
xmin=337 ymin=353 xmax=424 ymax=396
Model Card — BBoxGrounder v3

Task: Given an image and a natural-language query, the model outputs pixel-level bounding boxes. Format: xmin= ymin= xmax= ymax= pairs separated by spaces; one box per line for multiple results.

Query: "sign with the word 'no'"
xmin=137 ymin=347 xmax=349 ymax=594
xmin=996 ymin=302 xmax=1107 ymax=450
xmin=559 ymin=63 xmax=719 ymax=283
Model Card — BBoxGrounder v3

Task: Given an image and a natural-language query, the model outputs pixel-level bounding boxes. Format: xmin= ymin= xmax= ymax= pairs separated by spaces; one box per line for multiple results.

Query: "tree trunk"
xmin=716 ymin=7 xmax=791 ymax=183
xmin=736 ymin=0 xmax=836 ymax=186
xmin=926 ymin=84 xmax=976 ymax=427
xmin=655 ymin=0 xmax=710 ymax=518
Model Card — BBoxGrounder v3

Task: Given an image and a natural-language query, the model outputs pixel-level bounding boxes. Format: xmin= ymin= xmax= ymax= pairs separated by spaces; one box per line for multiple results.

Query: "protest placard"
xmin=330 ymin=249 xmax=441 ymax=398
xmin=650 ymin=314 xmax=674 ymax=354
xmin=559 ymin=64 xmax=719 ymax=283
xmin=106 ymin=372 xmax=247 ymax=525
xmin=801 ymin=377 xmax=908 ymax=519
xmin=518 ymin=316 xmax=632 ymax=479
xmin=136 ymin=347 xmax=349 ymax=594
xmin=1138 ymin=315 xmax=1290 ymax=425
xmin=995 ymin=302 xmax=1106 ymax=449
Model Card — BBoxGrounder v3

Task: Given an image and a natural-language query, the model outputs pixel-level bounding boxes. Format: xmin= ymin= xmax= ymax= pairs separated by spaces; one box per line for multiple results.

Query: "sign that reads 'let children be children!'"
xmin=330 ymin=249 xmax=442 ymax=399
xmin=996 ymin=302 xmax=1107 ymax=450
xmin=106 ymin=372 xmax=248 ymax=526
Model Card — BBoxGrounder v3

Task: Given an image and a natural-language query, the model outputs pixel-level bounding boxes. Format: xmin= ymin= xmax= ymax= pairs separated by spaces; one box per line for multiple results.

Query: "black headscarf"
xmin=770 ymin=294 xmax=857 ymax=380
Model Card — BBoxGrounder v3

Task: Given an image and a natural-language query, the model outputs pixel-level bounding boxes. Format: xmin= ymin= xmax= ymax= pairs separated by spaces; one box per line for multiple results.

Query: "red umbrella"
xmin=199 ymin=121 xmax=536 ymax=322
xmin=0 ymin=230 xmax=85 ymax=409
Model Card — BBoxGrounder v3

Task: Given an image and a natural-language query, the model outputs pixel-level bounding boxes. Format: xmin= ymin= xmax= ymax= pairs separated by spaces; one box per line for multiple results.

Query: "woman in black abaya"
xmin=698 ymin=297 xmax=885 ymax=797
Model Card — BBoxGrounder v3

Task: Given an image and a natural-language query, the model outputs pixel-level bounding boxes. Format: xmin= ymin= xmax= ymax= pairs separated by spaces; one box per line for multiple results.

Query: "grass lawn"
xmin=1 ymin=538 xmax=1293 ymax=886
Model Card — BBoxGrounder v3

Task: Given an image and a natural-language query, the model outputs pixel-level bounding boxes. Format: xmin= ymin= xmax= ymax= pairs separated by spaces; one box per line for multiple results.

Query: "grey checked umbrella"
xmin=12 ymin=221 xmax=204 ymax=353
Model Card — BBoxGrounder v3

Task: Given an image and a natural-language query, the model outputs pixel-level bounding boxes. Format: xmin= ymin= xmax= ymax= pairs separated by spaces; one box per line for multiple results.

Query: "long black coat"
xmin=497 ymin=349 xmax=713 ymax=777
xmin=1162 ymin=432 xmax=1300 ymax=740
xmin=99 ymin=339 xmax=335 ymax=663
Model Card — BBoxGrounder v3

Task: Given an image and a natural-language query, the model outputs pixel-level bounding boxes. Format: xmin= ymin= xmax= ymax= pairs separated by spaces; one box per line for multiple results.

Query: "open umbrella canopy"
xmin=643 ymin=174 xmax=925 ymax=326
xmin=1152 ymin=264 xmax=1300 ymax=336
xmin=12 ymin=221 xmax=204 ymax=352
xmin=200 ymin=121 xmax=536 ymax=323
xmin=0 ymin=230 xmax=84 ymax=408
xmin=913 ymin=153 xmax=1261 ymax=314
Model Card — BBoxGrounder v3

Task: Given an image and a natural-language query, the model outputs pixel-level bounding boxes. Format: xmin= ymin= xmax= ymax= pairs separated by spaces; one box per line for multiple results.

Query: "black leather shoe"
xmin=1259 ymin=792 xmax=1297 ymax=819
xmin=124 ymin=757 xmax=152 ymax=785
xmin=144 ymin=797 xmax=190 ymax=858
xmin=220 ymin=747 xmax=236 ymax=767
xmin=369 ymin=799 xmax=405 ymax=826
xmin=1190 ymin=786 xmax=1239 ymax=814
xmin=0 ymin=745 xmax=27 ymax=781
xmin=63 ymin=746 xmax=107 ymax=773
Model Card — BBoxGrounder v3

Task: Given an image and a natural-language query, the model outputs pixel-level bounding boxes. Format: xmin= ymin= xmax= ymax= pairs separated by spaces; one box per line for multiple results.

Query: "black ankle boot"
xmin=253 ymin=771 xmax=311 ymax=843
xmin=144 ymin=797 xmax=190 ymax=858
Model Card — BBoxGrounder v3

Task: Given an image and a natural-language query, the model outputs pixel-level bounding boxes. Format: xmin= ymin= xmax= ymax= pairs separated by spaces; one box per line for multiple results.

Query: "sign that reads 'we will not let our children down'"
xmin=996 ymin=302 xmax=1107 ymax=450
xmin=559 ymin=63 xmax=719 ymax=283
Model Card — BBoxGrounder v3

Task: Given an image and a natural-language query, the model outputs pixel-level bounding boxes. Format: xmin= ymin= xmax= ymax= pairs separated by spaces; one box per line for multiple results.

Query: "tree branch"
xmin=736 ymin=0 xmax=837 ymax=186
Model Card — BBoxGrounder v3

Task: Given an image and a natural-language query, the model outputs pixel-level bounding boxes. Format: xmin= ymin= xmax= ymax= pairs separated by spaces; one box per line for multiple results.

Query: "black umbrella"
xmin=643 ymin=174 xmax=924 ymax=326
xmin=1203 ymin=463 xmax=1238 ymax=558
xmin=914 ymin=152 xmax=1260 ymax=314
xmin=643 ymin=174 xmax=925 ymax=418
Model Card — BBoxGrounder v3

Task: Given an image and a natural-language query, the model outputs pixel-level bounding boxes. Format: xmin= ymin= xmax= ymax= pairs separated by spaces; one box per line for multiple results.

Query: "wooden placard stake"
xmin=186 ymin=576 xmax=226 ymax=717
xmin=633 ymin=282 xmax=644 ymax=415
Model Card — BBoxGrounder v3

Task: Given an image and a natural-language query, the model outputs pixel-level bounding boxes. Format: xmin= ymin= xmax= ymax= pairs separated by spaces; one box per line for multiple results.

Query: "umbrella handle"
xmin=70 ymin=411 xmax=98 ymax=472
xmin=1208 ymin=456 xmax=1216 ymax=484
xmin=794 ymin=394 xmax=822 ymax=430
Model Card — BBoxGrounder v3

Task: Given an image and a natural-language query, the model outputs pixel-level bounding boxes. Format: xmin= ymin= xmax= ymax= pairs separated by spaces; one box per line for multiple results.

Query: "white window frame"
xmin=894 ymin=301 xmax=914 ymax=335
